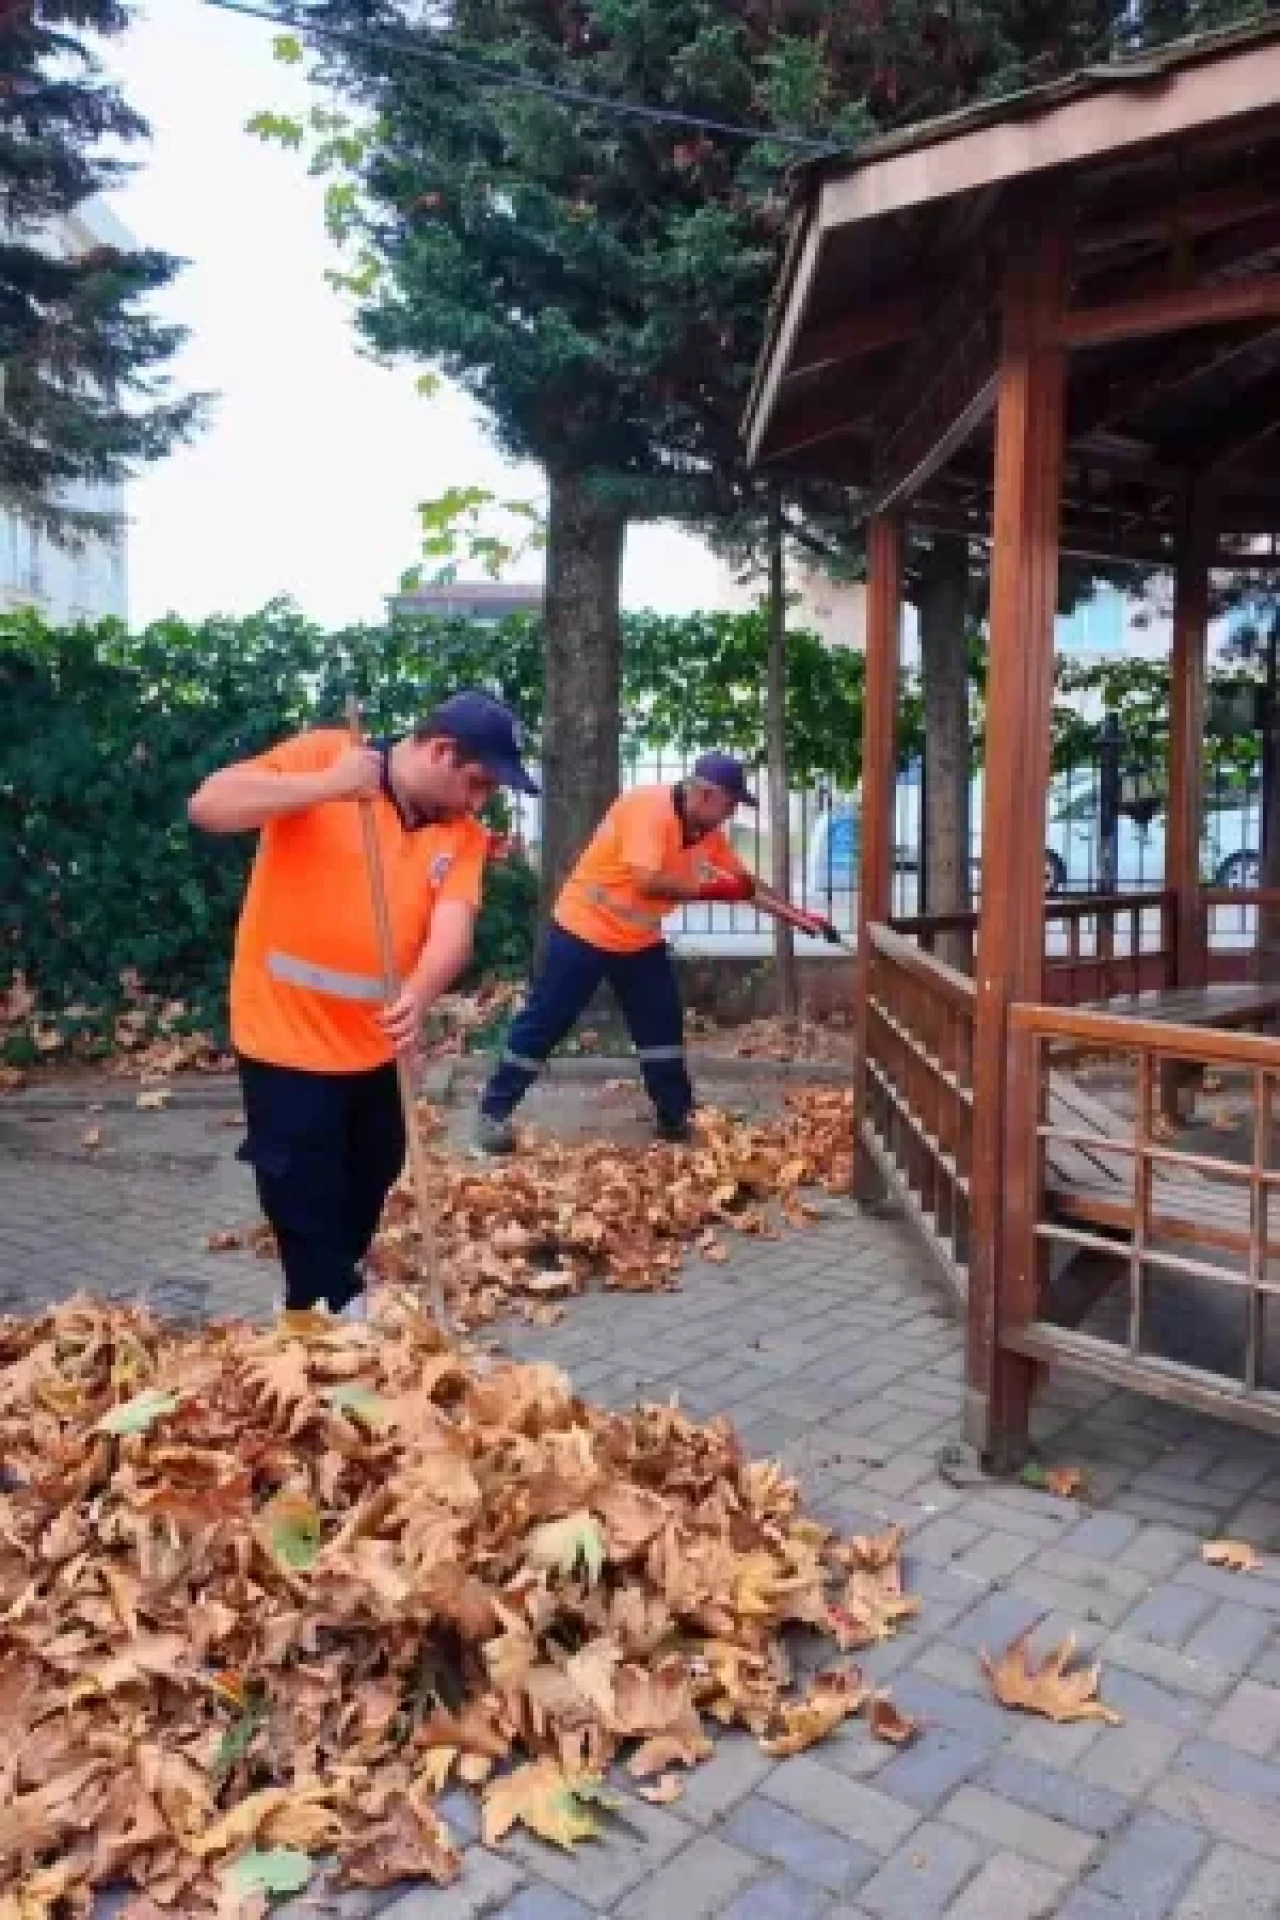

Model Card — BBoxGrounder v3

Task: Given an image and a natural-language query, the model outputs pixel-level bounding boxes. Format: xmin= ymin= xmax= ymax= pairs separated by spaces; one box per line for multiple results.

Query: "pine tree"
xmin=0 ymin=4 xmax=201 ymax=538
xmin=272 ymin=0 xmax=1138 ymax=906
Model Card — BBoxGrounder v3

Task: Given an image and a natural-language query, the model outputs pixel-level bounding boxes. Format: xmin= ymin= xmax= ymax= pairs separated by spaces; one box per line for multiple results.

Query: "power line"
xmin=203 ymin=0 xmax=851 ymax=156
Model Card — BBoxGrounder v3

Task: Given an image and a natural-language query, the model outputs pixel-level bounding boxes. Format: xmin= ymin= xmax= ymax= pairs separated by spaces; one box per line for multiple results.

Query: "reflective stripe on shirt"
xmin=267 ymin=949 xmax=386 ymax=1003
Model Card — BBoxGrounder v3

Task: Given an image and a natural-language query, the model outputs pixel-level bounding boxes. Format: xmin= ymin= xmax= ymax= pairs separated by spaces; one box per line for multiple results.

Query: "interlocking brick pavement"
xmin=7 ymin=1067 xmax=1280 ymax=1915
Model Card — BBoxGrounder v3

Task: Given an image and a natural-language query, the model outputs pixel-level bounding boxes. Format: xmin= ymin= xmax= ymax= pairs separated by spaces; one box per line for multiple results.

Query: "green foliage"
xmin=0 ymin=3 xmax=203 ymax=535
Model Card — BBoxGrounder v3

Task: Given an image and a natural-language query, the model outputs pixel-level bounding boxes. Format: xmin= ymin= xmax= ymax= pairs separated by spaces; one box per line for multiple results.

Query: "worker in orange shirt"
xmin=189 ymin=693 xmax=536 ymax=1318
xmin=476 ymin=754 xmax=767 ymax=1153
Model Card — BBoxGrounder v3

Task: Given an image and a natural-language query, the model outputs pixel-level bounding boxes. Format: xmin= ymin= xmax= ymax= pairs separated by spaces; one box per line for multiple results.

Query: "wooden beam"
xmin=854 ymin=513 xmax=903 ymax=1203
xmin=820 ymin=33 xmax=1280 ymax=236
xmin=787 ymin=301 xmax=920 ymax=378
xmin=1063 ymin=271 xmax=1280 ymax=349
xmin=870 ymin=254 xmax=1000 ymax=513
xmin=968 ymin=214 xmax=1068 ymax=1467
xmin=755 ymin=389 xmax=872 ymax=465
xmin=1079 ymin=178 xmax=1280 ymax=258
xmin=1169 ymin=495 xmax=1211 ymax=991
xmin=1069 ymin=323 xmax=1280 ymax=442
xmin=745 ymin=218 xmax=823 ymax=466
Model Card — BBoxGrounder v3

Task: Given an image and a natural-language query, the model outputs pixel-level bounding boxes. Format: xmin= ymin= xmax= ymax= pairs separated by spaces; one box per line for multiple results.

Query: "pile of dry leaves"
xmin=214 ymin=1092 xmax=856 ymax=1330
xmin=0 ymin=1296 xmax=918 ymax=1917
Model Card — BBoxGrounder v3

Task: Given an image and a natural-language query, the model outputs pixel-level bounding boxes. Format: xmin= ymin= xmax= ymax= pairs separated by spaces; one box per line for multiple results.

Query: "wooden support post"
xmin=1164 ymin=497 xmax=1211 ymax=1122
xmin=854 ymin=512 xmax=904 ymax=1199
xmin=1169 ymin=498 xmax=1210 ymax=992
xmin=967 ymin=219 xmax=1067 ymax=1467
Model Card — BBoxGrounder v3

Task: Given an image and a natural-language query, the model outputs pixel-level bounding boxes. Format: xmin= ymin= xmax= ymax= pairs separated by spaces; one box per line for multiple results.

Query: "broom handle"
xmin=345 ymin=697 xmax=447 ymax=1329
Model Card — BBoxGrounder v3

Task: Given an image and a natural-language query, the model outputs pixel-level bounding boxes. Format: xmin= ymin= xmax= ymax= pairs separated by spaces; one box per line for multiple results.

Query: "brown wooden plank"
xmin=969 ymin=209 xmax=1068 ymax=1467
xmin=1169 ymin=521 xmax=1211 ymax=997
xmin=1062 ymin=271 xmax=1280 ymax=349
xmin=854 ymin=515 xmax=904 ymax=1199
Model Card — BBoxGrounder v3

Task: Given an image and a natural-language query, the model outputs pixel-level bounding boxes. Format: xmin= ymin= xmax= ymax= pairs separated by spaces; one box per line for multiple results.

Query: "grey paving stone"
xmin=1172 ymin=1841 xmax=1280 ymax=1918
xmin=1077 ymin=1719 xmax=1185 ymax=1796
xmin=1056 ymin=1894 xmax=1130 ymax=1920
xmin=722 ymin=1798 xmax=877 ymax=1895
xmin=761 ymin=1757 xmax=920 ymax=1855
xmin=672 ymin=1732 xmax=778 ymax=1826
xmin=889 ymin=1672 xmax=1010 ymax=1746
xmin=948 ymin=1590 xmax=1047 ymax=1654
xmin=494 ymin=1888 xmax=597 ymax=1920
xmin=1121 ymin=1586 xmax=1215 ymax=1649
xmin=500 ymin=1798 xmax=691 ymax=1909
xmin=1086 ymin=1810 xmax=1209 ymax=1919
xmin=1097 ymin=1666 xmax=1215 ymax=1734
xmin=1064 ymin=1515 xmax=1142 ymax=1559
xmin=1207 ymin=1677 xmax=1280 ymax=1757
xmin=873 ymin=1730 xmax=992 ymax=1812
xmin=1150 ymin=1773 xmax=1280 ymax=1863
xmin=614 ymin=1833 xmax=758 ymax=1919
xmin=1174 ymin=1736 xmax=1280 ymax=1804
xmin=943 ymin=1853 xmax=1069 ymax=1920
xmin=984 ymin=1755 xmax=1130 ymax=1836
xmin=379 ymin=1849 xmax=526 ymax=1918
xmin=940 ymin=1786 xmax=1098 ymax=1874
xmin=1183 ymin=1601 xmax=1276 ymax=1673
xmin=719 ymin=1871 xmax=835 ymax=1920
xmin=856 ymin=1822 xmax=982 ymax=1918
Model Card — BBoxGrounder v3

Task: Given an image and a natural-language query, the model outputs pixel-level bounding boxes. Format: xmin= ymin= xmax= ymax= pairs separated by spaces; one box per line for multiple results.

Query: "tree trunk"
xmin=767 ymin=490 xmax=799 ymax=1016
xmin=539 ymin=471 xmax=627 ymax=929
xmin=917 ymin=537 xmax=972 ymax=971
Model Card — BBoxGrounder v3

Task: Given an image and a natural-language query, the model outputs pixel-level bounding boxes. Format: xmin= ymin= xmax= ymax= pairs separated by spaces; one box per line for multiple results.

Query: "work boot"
xmin=473 ymin=1112 xmax=517 ymax=1158
xmin=655 ymin=1113 xmax=694 ymax=1146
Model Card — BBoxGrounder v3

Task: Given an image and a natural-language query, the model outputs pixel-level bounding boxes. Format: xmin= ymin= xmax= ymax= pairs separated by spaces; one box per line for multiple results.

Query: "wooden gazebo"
xmin=746 ymin=20 xmax=1280 ymax=1460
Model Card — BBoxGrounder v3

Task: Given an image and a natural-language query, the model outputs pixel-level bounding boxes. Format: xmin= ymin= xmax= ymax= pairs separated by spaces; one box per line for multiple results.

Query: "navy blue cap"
xmin=693 ymin=751 xmax=757 ymax=808
xmin=429 ymin=691 xmax=539 ymax=795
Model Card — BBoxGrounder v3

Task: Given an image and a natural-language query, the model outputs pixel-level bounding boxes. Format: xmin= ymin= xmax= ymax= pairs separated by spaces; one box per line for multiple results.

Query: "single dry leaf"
xmin=82 ymin=1126 xmax=102 ymax=1150
xmin=637 ymin=1774 xmax=684 ymax=1805
xmin=481 ymin=1761 xmax=609 ymax=1851
xmin=760 ymin=1669 xmax=867 ymax=1757
xmin=869 ymin=1695 xmax=921 ymax=1746
xmin=1045 ymin=1467 xmax=1084 ymax=1499
xmin=136 ymin=1087 xmax=171 ymax=1111
xmin=981 ymin=1633 xmax=1122 ymax=1726
xmin=1202 ymin=1539 xmax=1262 ymax=1573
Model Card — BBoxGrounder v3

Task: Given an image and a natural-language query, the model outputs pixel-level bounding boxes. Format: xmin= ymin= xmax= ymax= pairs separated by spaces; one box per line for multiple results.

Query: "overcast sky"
xmin=107 ymin=0 xmax=723 ymax=628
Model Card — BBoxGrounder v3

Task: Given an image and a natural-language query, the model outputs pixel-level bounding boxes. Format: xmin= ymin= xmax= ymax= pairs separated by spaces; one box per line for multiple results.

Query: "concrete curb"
xmin=0 ymin=1054 xmax=851 ymax=1117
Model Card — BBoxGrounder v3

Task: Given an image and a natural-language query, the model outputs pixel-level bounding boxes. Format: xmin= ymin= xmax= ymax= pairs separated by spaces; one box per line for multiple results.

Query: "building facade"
xmin=0 ymin=198 xmax=133 ymax=628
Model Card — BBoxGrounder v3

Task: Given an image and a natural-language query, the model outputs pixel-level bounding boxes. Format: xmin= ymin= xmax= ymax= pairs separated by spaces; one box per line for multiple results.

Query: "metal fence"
xmin=510 ymin=732 xmax=1266 ymax=953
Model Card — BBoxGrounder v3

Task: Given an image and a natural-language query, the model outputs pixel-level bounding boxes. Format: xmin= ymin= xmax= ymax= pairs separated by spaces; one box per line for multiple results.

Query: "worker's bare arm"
xmin=187 ymin=748 xmax=382 ymax=834
xmin=377 ymin=901 xmax=476 ymax=1055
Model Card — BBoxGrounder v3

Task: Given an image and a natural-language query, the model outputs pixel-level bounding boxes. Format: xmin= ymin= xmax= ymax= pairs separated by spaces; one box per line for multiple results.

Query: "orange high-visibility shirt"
xmin=229 ymin=729 xmax=487 ymax=1073
xmin=554 ymin=784 xmax=748 ymax=955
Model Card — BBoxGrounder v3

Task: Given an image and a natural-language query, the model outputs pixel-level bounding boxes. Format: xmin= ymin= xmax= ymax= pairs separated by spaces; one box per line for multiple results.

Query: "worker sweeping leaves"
xmin=475 ymin=753 xmax=834 ymax=1154
xmin=189 ymin=692 xmax=537 ymax=1319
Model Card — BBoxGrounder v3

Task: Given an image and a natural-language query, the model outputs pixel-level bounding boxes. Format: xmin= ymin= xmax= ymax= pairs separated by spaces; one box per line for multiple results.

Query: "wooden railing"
xmin=1000 ymin=1002 xmax=1280 ymax=1433
xmin=863 ymin=922 xmax=975 ymax=1299
xmin=1204 ymin=887 xmax=1280 ymax=984
xmin=889 ymin=890 xmax=1175 ymax=1004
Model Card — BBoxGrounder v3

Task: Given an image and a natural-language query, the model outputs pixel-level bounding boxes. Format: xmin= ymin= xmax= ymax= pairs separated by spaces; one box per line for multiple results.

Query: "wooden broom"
xmin=346 ymin=695 xmax=448 ymax=1330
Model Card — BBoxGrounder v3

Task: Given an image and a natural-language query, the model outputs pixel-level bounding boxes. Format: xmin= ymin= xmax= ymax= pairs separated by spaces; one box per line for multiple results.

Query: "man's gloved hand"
xmin=698 ymin=872 xmax=756 ymax=904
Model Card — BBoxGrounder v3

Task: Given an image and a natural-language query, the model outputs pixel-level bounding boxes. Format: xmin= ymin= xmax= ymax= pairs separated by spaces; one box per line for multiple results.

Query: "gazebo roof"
xmin=745 ymin=18 xmax=1280 ymax=564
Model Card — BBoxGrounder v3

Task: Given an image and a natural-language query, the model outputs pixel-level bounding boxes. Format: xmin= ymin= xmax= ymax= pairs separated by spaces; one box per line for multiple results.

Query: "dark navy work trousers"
xmin=237 ymin=1054 xmax=405 ymax=1312
xmin=481 ymin=924 xmax=693 ymax=1126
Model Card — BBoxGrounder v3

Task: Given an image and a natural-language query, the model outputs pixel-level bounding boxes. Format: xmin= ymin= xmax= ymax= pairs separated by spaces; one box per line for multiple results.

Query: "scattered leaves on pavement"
xmin=210 ymin=1090 xmax=855 ymax=1331
xmin=0 ymin=1292 xmax=919 ymax=1915
xmin=1202 ymin=1539 xmax=1262 ymax=1573
xmin=982 ymin=1633 xmax=1122 ymax=1725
